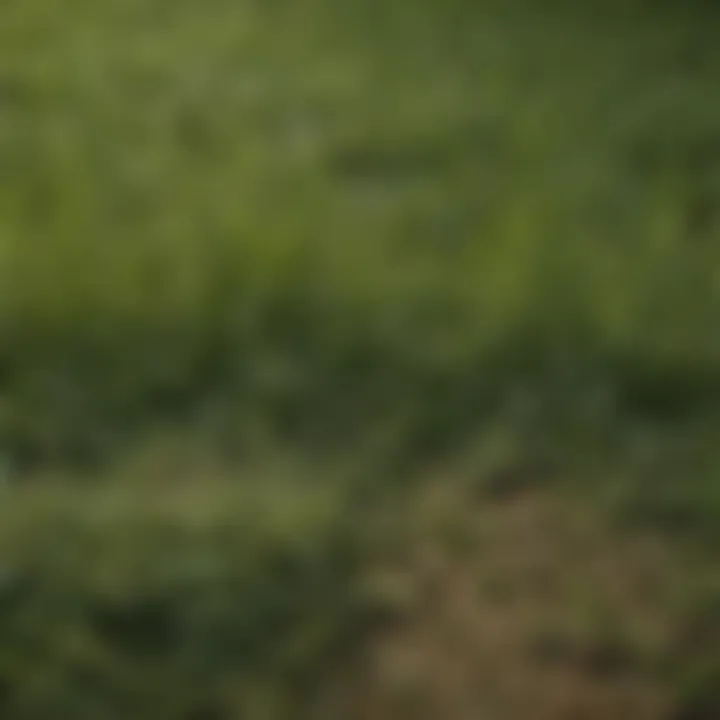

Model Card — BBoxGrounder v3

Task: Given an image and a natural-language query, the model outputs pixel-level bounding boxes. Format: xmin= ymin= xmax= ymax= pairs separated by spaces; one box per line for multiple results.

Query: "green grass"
xmin=2 ymin=0 xmax=720 ymax=473
xmin=1 ymin=0 xmax=720 ymax=717
xmin=0 ymin=465 xmax=368 ymax=719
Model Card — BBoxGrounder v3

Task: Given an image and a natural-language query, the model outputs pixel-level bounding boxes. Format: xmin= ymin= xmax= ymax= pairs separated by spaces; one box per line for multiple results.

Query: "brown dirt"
xmin=324 ymin=481 xmax=696 ymax=720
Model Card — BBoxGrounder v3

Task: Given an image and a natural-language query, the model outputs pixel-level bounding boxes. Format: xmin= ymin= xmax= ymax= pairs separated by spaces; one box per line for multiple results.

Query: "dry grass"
xmin=330 ymin=481 xmax=711 ymax=720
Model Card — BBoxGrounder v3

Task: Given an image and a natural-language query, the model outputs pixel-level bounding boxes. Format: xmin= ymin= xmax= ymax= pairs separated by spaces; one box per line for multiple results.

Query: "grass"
xmin=2 ymin=0 xmax=720 ymax=471
xmin=1 ymin=0 xmax=720 ymax=717
xmin=0 ymin=465 xmax=367 ymax=719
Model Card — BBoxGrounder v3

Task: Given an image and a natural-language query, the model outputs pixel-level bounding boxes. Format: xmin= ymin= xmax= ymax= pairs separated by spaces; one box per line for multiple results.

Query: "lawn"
xmin=0 ymin=0 xmax=719 ymax=717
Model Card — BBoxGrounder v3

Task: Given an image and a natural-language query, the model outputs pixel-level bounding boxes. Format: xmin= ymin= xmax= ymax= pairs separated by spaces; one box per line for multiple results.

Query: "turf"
xmin=1 ymin=0 xmax=720 ymax=717
xmin=1 ymin=0 xmax=720 ymax=469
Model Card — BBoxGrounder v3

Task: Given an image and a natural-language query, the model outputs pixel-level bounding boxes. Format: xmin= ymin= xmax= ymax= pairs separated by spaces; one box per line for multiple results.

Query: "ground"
xmin=330 ymin=480 xmax=717 ymax=720
xmin=1 ymin=0 xmax=720 ymax=717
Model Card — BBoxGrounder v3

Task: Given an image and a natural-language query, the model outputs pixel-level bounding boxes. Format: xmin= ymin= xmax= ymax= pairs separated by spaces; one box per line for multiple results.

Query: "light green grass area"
xmin=2 ymin=0 xmax=720 ymax=470
xmin=1 ymin=0 xmax=720 ymax=717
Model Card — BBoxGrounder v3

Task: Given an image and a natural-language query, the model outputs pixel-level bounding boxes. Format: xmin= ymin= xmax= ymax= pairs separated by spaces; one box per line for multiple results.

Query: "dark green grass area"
xmin=0 ymin=468 xmax=371 ymax=720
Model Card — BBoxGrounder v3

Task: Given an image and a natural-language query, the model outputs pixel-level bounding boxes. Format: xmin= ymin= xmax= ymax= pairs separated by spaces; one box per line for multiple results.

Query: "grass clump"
xmin=0 ymin=467 xmax=366 ymax=719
